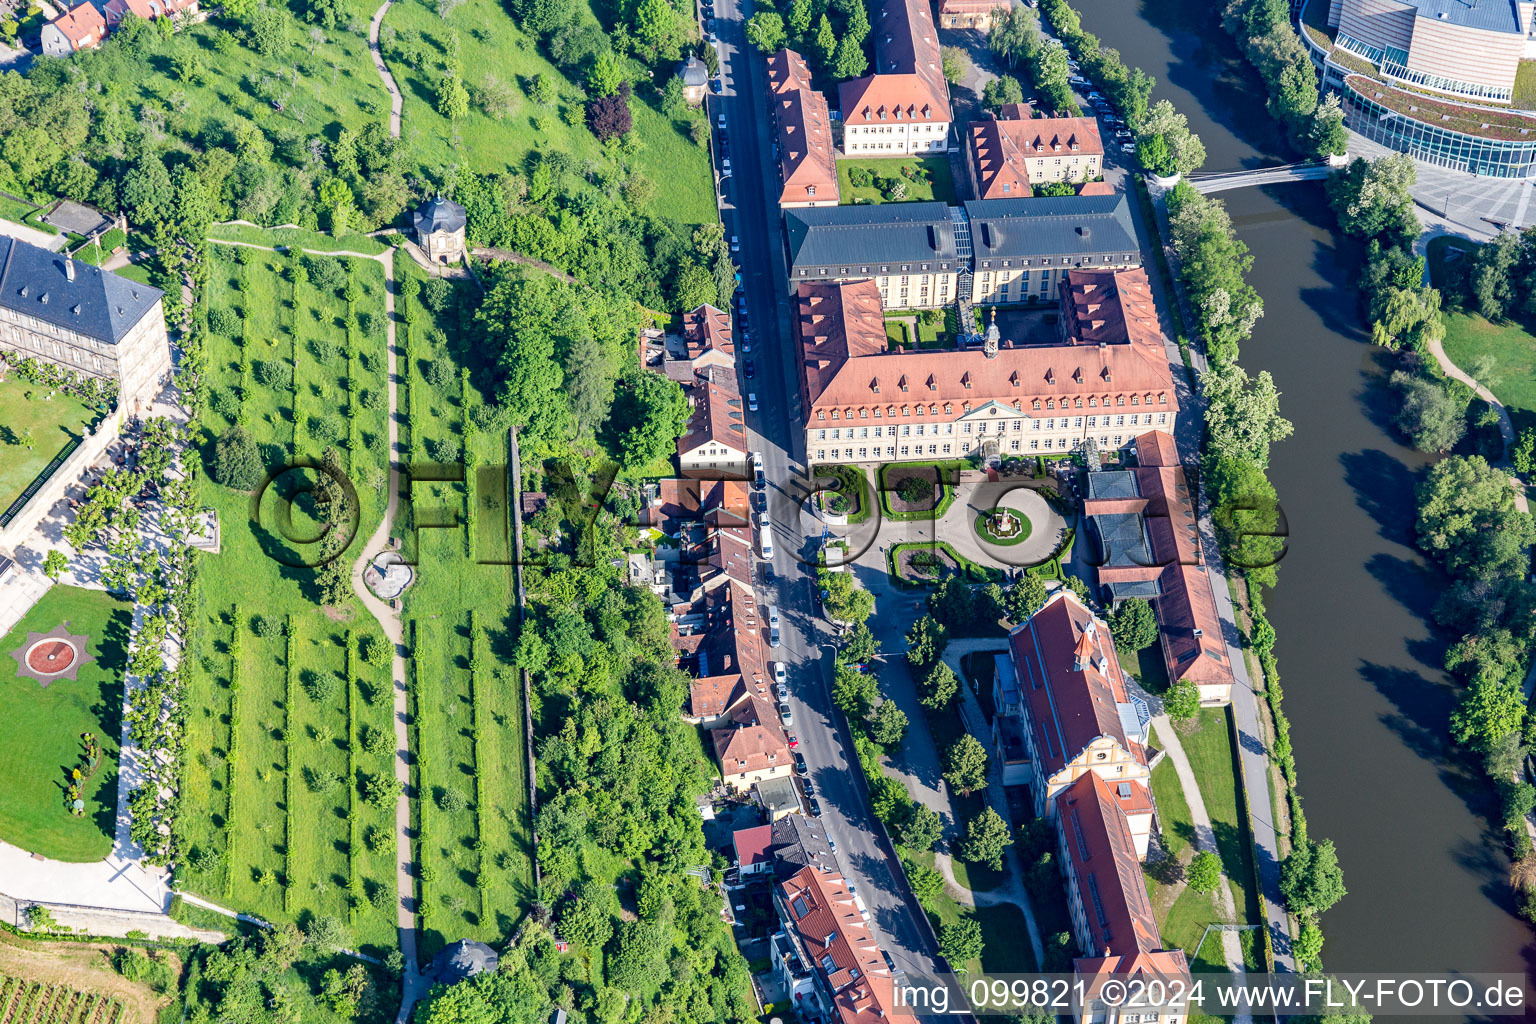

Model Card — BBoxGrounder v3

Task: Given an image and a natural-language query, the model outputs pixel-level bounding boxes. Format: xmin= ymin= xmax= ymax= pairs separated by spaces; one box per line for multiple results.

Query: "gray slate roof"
xmin=1088 ymin=511 xmax=1153 ymax=570
xmin=1086 ymin=469 xmax=1141 ymax=502
xmin=679 ymin=54 xmax=709 ymax=86
xmin=1407 ymin=0 xmax=1520 ymax=34
xmin=413 ymin=195 xmax=466 ymax=235
xmin=964 ymin=195 xmax=1138 ymax=262
xmin=431 ymin=939 xmax=499 ymax=983
xmin=1105 ymin=578 xmax=1163 ymax=601
xmin=769 ymin=811 xmax=838 ymax=878
xmin=0 ymin=236 xmax=162 ymax=345
xmin=785 ymin=201 xmax=957 ymax=269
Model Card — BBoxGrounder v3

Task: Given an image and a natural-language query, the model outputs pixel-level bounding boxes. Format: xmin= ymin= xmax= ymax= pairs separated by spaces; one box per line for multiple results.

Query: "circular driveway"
xmin=936 ymin=480 xmax=1070 ymax=569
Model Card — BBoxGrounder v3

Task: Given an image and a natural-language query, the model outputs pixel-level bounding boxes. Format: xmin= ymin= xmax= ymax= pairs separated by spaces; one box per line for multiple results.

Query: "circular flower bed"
xmin=974 ymin=509 xmax=1032 ymax=546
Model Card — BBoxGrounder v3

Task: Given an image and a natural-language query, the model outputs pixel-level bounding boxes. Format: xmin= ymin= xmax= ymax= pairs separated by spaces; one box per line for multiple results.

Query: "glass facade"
xmin=1341 ymin=84 xmax=1536 ymax=178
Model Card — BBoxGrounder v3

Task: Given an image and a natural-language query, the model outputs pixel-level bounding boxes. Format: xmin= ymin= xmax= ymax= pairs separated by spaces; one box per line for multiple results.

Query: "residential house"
xmin=40 ymin=3 xmax=106 ymax=54
xmin=676 ymin=580 xmax=769 ymax=722
xmin=678 ymin=365 xmax=750 ymax=478
xmin=966 ymin=195 xmax=1140 ymax=305
xmin=796 ymin=273 xmax=1178 ymax=466
xmin=0 ymin=238 xmax=169 ymax=413
xmin=680 ymin=303 xmax=736 ymax=371
xmin=784 ymin=202 xmax=959 ymax=308
xmin=1056 ymin=771 xmax=1190 ymax=1023
xmin=711 ymin=693 xmax=793 ymax=793
xmin=768 ymin=49 xmax=839 ymax=207
xmin=733 ymin=824 xmax=776 ymax=877
xmin=1004 ymin=590 xmax=1157 ymax=858
xmin=102 ymin=0 xmax=199 ymax=27
xmin=773 ymin=865 xmax=896 ymax=1024
xmin=839 ymin=0 xmax=952 ymax=155
xmin=966 ymin=113 xmax=1104 ymax=199
xmin=1084 ymin=429 xmax=1235 ymax=705
xmin=937 ymin=0 xmax=1011 ymax=30
xmin=755 ymin=775 xmax=801 ymax=820
xmin=768 ymin=813 xmax=839 ymax=878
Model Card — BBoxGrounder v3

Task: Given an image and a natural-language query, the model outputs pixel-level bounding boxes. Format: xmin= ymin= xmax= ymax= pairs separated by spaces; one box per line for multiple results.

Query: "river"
xmin=1067 ymin=0 xmax=1536 ymax=984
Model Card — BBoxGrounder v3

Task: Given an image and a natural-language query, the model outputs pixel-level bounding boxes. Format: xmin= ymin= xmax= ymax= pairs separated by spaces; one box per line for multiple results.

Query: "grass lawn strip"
xmin=0 ymin=585 xmax=130 ymax=862
xmin=0 ymin=377 xmax=98 ymax=514
xmin=836 ymin=156 xmax=957 ymax=205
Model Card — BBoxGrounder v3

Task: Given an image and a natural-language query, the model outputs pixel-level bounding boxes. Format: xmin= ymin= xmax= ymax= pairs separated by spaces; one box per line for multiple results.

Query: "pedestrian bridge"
xmin=1185 ymin=162 xmax=1334 ymax=194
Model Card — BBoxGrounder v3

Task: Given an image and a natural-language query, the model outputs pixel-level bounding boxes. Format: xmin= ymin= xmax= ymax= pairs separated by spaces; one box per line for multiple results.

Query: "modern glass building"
xmin=1340 ymin=80 xmax=1536 ymax=178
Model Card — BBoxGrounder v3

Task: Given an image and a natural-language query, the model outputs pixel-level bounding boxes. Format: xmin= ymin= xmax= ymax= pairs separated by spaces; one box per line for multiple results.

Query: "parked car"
xmin=717 ymin=112 xmax=726 ymax=129
xmin=721 ymin=157 xmax=731 ymax=175
xmin=730 ymin=234 xmax=740 ymax=253
xmin=743 ymin=358 xmax=755 ymax=379
xmin=752 ymin=450 xmax=765 ymax=488
xmin=793 ymin=751 xmax=807 ymax=773
xmin=828 ymin=838 xmax=838 ymax=853
xmin=758 ymin=519 xmax=774 ymax=559
xmin=802 ymin=779 xmax=816 ymax=798
xmin=807 ymin=798 xmax=822 ymax=816
xmin=786 ymin=732 xmax=798 ymax=748
xmin=740 ymin=329 xmax=752 ymax=352
xmin=748 ymin=392 xmax=758 ymax=412
xmin=776 ymin=682 xmax=789 ymax=700
xmin=768 ymin=604 xmax=781 ymax=647
xmin=775 ymin=661 xmax=787 ymax=685
xmin=882 ymin=950 xmax=896 ymax=972
xmin=779 ymin=701 xmax=793 ymax=725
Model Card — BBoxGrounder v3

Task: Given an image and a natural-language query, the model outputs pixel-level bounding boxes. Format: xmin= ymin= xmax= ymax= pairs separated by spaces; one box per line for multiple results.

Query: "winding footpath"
xmin=368 ymin=0 xmax=403 ymax=139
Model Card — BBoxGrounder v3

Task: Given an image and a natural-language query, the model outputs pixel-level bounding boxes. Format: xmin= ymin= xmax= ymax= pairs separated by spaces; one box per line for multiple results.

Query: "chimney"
xmin=64 ymin=257 xmax=75 ymax=282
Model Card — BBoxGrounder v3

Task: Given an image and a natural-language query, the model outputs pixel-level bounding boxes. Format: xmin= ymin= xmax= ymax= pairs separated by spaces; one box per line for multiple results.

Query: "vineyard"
xmin=0 ymin=975 xmax=131 ymax=1024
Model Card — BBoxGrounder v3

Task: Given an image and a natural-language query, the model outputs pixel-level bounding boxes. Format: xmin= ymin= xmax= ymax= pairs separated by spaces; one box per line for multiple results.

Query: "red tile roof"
xmin=1074 ymin=950 xmax=1191 ymax=994
xmin=1060 ymin=268 xmax=1161 ymax=351
xmin=939 ymin=0 xmax=1011 ymax=14
xmin=103 ymin=0 xmax=197 ymax=23
xmin=733 ymin=824 xmax=775 ymax=870
xmin=49 ymin=3 xmax=105 ymax=47
xmin=779 ymin=866 xmax=896 ymax=1023
xmin=682 ymin=303 xmax=734 ymax=363
xmin=839 ymin=0 xmax=950 ymax=130
xmin=643 ymin=477 xmax=750 ymax=529
xmin=680 ymin=365 xmax=748 ymax=457
xmin=712 ymin=694 xmax=792 ymax=775
xmin=680 ymin=580 xmax=768 ymax=716
xmin=1008 ymin=591 xmax=1141 ymax=778
xmin=968 ymin=115 xmax=1104 ymax=200
xmin=798 ymin=280 xmax=1176 ymax=420
xmin=1078 ymin=180 xmax=1117 ymax=196
xmin=768 ymin=49 xmax=840 ymax=205
xmin=1056 ymin=771 xmax=1163 ymax=957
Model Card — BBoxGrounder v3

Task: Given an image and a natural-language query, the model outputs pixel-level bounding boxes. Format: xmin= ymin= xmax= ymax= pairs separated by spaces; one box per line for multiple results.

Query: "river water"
xmin=1068 ymin=0 xmax=1536 ymax=983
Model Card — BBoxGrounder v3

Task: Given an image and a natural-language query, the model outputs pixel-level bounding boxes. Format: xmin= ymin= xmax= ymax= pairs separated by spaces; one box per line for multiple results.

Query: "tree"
xmin=899 ymin=803 xmax=942 ymax=851
xmin=832 ymin=32 xmax=867 ymax=78
xmin=983 ymin=75 xmax=1025 ymax=111
xmin=1294 ymin=921 xmax=1325 ymax=971
xmin=833 ymin=665 xmax=879 ymax=719
xmin=841 ymin=620 xmax=880 ymax=663
xmin=918 ymin=661 xmax=959 ymax=709
xmin=1416 ymin=455 xmax=1534 ymax=581
xmin=1033 ymin=40 xmax=1074 ymax=111
xmin=633 ymin=0 xmax=684 ymax=61
xmin=1389 ymin=370 xmax=1465 ymax=453
xmin=813 ymin=14 xmax=837 ymax=65
xmin=437 ymin=69 xmax=470 ymax=120
xmin=587 ymin=92 xmax=632 ymax=141
xmin=933 ymin=45 xmax=970 ymax=84
xmin=821 ymin=570 xmax=875 ymax=624
xmin=319 ymin=177 xmax=355 ymax=236
xmin=1005 ymin=576 xmax=1048 ymax=623
xmin=1136 ymin=132 xmax=1174 ymax=177
xmin=611 ymin=368 xmax=687 ymax=468
xmin=1451 ymin=676 xmax=1526 ymax=755
xmin=906 ymin=859 xmax=945 ymax=906
xmin=250 ymin=1 xmax=289 ymax=56
xmin=871 ymin=700 xmax=908 ymax=745
xmin=1206 ymin=454 xmax=1285 ymax=588
xmin=1186 ymin=850 xmax=1221 ymax=894
xmin=1110 ymin=598 xmax=1157 ymax=651
xmin=1308 ymin=93 xmax=1348 ymax=158
xmin=414 ymin=967 xmax=551 ymax=1024
xmin=959 ymin=806 xmax=1013 ymax=869
xmin=1137 ymin=100 xmax=1206 ymax=175
xmin=988 ymin=3 xmax=1040 ymax=68
xmin=906 ymin=614 xmax=948 ymax=672
xmin=214 ymin=425 xmax=263 ymax=490
xmin=943 ymin=735 xmax=990 ymax=796
xmin=1279 ymin=837 xmax=1347 ymax=915
xmin=1514 ymin=427 xmax=1536 ymax=476
xmin=938 ymin=917 xmax=984 ymax=967
xmin=1326 ymin=154 xmax=1419 ymax=248
xmin=42 ymin=550 xmax=68 ymax=582
xmin=1369 ymin=283 xmax=1443 ymax=350
xmin=1163 ymin=678 xmax=1200 ymax=722
xmin=588 ymin=49 xmax=625 ymax=97
xmin=1200 ymin=361 xmax=1294 ymax=469
xmin=787 ymin=0 xmax=813 ymax=38
xmin=746 ymin=10 xmax=786 ymax=52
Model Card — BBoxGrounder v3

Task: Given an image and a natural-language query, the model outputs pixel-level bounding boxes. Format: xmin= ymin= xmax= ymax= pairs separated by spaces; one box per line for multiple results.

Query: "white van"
xmin=768 ymin=605 xmax=781 ymax=647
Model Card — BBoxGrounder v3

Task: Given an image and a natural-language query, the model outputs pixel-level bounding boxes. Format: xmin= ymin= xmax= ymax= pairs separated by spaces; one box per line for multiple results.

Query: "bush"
xmin=431 ymin=435 xmax=463 ymax=463
xmin=251 ymin=614 xmax=284 ymax=638
xmin=310 ymin=415 xmax=343 ymax=446
xmin=213 ymin=425 xmax=263 ymax=490
xmin=309 ymin=336 xmax=338 ymax=364
xmin=209 ymin=306 xmax=240 ymax=336
xmin=209 ymin=386 xmax=240 ymax=420
xmin=895 ymin=474 xmax=933 ymax=504
xmin=256 ymin=359 xmax=293 ymax=390
xmin=307 ymin=255 xmax=345 ymax=292
xmin=425 ymin=354 xmax=455 ymax=391
xmin=304 ymin=668 xmax=341 ymax=703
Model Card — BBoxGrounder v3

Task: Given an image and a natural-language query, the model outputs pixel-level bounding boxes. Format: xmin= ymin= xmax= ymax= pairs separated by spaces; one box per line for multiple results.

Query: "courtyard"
xmin=0 ymin=584 xmax=131 ymax=862
xmin=837 ymin=156 xmax=958 ymax=205
xmin=0 ymin=376 xmax=97 ymax=516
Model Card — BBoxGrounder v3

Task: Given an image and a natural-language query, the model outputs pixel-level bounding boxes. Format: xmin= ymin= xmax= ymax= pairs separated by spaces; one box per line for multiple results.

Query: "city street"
xmin=705 ymin=0 xmax=948 ymax=984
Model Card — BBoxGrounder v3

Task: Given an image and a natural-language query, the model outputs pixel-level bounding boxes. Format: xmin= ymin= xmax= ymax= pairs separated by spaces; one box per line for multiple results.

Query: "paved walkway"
xmin=1147 ymin=715 xmax=1252 ymax=999
xmin=368 ymin=1 xmax=403 ymax=139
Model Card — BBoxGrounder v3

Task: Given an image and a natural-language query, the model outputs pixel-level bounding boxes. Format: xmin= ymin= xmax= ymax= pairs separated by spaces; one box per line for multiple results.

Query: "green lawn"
xmin=1144 ymin=711 xmax=1265 ymax=972
xmin=206 ymin=224 xmax=389 ymax=257
xmin=0 ymin=586 xmax=131 ymax=862
xmin=1516 ymin=60 xmax=1536 ymax=109
xmin=178 ymin=244 xmax=401 ymax=954
xmin=837 ymin=157 xmax=957 ymax=205
xmin=382 ymin=0 xmax=714 ymax=225
xmin=0 ymin=378 xmax=97 ymax=514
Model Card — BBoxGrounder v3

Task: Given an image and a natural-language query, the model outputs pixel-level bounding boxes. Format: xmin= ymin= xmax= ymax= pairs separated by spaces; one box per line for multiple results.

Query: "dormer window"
xmin=807 ymin=185 xmax=816 ymax=196
xmin=961 ymin=372 xmax=973 ymax=389
xmin=926 ymin=375 xmax=937 ymax=391
xmin=871 ymin=378 xmax=880 ymax=393
xmin=899 ymin=376 xmax=909 ymax=392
